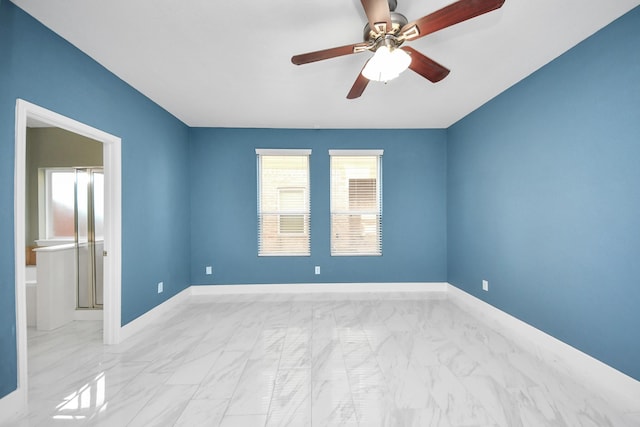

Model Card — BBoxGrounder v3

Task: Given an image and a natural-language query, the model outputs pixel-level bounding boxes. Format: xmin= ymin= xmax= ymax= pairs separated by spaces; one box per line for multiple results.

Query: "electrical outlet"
xmin=482 ymin=280 xmax=489 ymax=292
xmin=315 ymin=266 xmax=320 ymax=275
xmin=206 ymin=266 xmax=212 ymax=275
xmin=157 ymin=282 xmax=163 ymax=293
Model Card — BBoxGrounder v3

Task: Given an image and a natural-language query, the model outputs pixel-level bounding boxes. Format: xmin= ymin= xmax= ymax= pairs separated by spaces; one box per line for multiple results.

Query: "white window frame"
xmin=329 ymin=149 xmax=383 ymax=256
xmin=256 ymin=149 xmax=311 ymax=256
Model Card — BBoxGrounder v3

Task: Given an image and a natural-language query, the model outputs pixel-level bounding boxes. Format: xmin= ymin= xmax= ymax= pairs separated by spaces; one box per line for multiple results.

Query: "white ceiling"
xmin=11 ymin=0 xmax=640 ymax=129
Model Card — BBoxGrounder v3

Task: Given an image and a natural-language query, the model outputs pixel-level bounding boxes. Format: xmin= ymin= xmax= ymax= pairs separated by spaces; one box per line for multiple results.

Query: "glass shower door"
xmin=75 ymin=168 xmax=103 ymax=309
xmin=93 ymin=171 xmax=104 ymax=307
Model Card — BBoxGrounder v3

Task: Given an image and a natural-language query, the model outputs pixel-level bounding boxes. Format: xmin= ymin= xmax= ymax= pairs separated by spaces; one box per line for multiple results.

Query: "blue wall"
xmin=0 ymin=2 xmax=192 ymax=398
xmin=447 ymin=7 xmax=640 ymax=380
xmin=189 ymin=128 xmax=447 ymax=285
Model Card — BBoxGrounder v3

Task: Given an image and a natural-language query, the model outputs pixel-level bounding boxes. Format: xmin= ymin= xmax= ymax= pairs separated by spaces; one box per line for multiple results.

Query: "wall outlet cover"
xmin=158 ymin=282 xmax=163 ymax=293
xmin=482 ymin=280 xmax=489 ymax=291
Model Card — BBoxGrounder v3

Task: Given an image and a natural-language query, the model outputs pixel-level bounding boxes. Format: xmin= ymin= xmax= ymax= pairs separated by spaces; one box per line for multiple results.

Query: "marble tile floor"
xmin=5 ymin=292 xmax=639 ymax=427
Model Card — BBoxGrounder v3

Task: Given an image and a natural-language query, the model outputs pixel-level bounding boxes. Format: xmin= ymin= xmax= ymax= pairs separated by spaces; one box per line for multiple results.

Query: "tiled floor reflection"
xmin=10 ymin=292 xmax=640 ymax=426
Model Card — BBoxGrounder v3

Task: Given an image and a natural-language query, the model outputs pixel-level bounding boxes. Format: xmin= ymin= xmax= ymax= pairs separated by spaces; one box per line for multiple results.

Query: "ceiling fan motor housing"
xmin=363 ymin=11 xmax=408 ymax=39
xmin=363 ymin=11 xmax=408 ymax=47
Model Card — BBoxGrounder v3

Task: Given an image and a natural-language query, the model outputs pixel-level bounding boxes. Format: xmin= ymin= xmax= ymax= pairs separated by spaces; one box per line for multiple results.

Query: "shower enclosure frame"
xmin=74 ymin=167 xmax=104 ymax=310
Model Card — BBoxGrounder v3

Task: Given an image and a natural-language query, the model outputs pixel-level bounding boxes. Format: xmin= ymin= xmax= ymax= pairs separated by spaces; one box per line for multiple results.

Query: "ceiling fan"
xmin=291 ymin=0 xmax=505 ymax=99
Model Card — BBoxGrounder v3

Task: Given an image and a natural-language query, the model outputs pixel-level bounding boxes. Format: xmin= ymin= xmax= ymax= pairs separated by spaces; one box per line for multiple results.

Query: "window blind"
xmin=330 ymin=150 xmax=382 ymax=256
xmin=257 ymin=149 xmax=311 ymax=256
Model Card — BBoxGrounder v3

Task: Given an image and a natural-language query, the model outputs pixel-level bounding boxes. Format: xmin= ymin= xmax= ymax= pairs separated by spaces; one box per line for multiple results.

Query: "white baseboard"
xmin=119 ymin=288 xmax=190 ymax=342
xmin=74 ymin=309 xmax=103 ymax=321
xmin=446 ymin=284 xmax=640 ymax=413
xmin=0 ymin=388 xmax=26 ymax=425
xmin=190 ymin=282 xmax=449 ymax=295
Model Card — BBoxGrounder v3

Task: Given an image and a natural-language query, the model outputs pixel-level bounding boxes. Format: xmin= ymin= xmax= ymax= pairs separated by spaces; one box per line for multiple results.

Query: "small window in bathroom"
xmin=42 ymin=168 xmax=76 ymax=240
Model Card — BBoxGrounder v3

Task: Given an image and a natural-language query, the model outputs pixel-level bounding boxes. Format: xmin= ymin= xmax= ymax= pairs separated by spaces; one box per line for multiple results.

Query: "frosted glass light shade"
xmin=361 ymin=46 xmax=411 ymax=82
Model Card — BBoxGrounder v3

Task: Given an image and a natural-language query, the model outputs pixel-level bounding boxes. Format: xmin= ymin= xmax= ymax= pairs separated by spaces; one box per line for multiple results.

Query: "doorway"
xmin=13 ymin=99 xmax=122 ymax=411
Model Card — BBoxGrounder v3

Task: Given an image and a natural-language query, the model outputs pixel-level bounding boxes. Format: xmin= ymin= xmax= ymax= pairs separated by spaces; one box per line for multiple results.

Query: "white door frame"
xmin=7 ymin=99 xmax=122 ymax=418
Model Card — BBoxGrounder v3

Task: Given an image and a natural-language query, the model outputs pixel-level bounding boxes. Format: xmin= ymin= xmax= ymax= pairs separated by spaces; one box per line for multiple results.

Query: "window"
xmin=330 ymin=150 xmax=382 ymax=256
xmin=257 ymin=149 xmax=311 ymax=256
xmin=41 ymin=168 xmax=76 ymax=240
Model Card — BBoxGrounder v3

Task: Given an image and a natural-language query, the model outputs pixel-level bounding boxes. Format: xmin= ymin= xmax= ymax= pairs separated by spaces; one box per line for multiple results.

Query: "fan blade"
xmin=399 ymin=0 xmax=505 ymax=41
xmin=347 ymin=63 xmax=370 ymax=99
xmin=361 ymin=0 xmax=392 ymax=34
xmin=402 ymin=46 xmax=450 ymax=83
xmin=292 ymin=42 xmax=369 ymax=65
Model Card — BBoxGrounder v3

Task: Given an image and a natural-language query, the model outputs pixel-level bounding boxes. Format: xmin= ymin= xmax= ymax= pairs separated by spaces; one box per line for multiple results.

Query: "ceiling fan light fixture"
xmin=292 ymin=0 xmax=506 ymax=98
xmin=362 ymin=45 xmax=411 ymax=82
